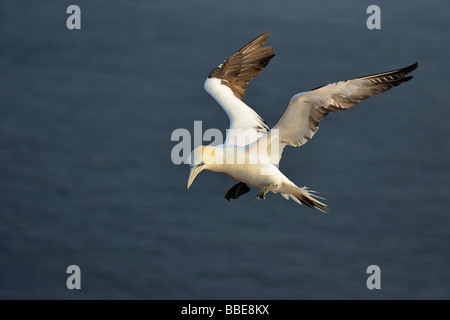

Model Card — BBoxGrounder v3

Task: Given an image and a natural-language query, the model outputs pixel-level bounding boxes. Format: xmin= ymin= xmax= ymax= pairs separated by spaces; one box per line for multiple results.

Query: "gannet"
xmin=187 ymin=31 xmax=418 ymax=212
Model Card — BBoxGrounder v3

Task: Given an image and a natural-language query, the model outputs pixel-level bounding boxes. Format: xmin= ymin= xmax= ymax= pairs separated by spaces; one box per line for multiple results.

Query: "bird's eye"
xmin=197 ymin=161 xmax=205 ymax=167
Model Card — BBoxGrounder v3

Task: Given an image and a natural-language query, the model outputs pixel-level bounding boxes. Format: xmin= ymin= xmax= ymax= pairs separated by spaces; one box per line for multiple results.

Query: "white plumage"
xmin=187 ymin=31 xmax=418 ymax=212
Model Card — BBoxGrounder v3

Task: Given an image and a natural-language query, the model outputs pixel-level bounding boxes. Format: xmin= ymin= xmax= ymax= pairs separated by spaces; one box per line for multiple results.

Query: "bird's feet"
xmin=224 ymin=182 xmax=251 ymax=201
xmin=254 ymin=184 xmax=276 ymax=200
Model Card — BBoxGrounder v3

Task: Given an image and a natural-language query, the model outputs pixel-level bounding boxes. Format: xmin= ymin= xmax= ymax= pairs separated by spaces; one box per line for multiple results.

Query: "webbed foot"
xmin=224 ymin=182 xmax=251 ymax=201
xmin=254 ymin=184 xmax=276 ymax=200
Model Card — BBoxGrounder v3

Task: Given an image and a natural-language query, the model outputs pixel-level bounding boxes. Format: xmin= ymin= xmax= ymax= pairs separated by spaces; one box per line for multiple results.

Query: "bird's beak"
xmin=187 ymin=165 xmax=204 ymax=190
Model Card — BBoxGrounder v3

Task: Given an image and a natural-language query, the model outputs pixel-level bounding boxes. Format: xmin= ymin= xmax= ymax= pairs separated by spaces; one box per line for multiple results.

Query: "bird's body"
xmin=187 ymin=31 xmax=418 ymax=212
xmin=204 ymin=146 xmax=286 ymax=189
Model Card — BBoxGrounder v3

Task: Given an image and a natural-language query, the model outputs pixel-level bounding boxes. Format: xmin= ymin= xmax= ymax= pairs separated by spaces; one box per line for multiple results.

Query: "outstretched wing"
xmin=204 ymin=31 xmax=275 ymax=146
xmin=268 ymin=62 xmax=418 ymax=160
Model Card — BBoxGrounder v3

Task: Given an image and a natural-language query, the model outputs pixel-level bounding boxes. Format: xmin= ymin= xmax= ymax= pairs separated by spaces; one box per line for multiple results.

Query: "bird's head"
xmin=187 ymin=145 xmax=216 ymax=190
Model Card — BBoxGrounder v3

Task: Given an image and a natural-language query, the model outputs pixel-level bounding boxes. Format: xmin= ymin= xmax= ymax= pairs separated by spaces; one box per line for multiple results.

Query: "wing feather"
xmin=272 ymin=62 xmax=419 ymax=148
xmin=208 ymin=30 xmax=275 ymax=99
xmin=204 ymin=31 xmax=275 ymax=145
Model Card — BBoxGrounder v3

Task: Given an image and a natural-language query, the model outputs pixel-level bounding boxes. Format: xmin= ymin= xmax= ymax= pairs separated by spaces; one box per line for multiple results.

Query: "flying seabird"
xmin=187 ymin=31 xmax=418 ymax=212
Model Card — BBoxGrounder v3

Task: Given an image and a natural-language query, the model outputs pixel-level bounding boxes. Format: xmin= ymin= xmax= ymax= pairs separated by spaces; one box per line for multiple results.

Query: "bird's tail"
xmin=283 ymin=185 xmax=328 ymax=213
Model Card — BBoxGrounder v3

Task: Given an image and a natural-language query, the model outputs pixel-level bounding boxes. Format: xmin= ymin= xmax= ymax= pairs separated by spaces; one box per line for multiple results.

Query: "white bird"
xmin=187 ymin=31 xmax=418 ymax=212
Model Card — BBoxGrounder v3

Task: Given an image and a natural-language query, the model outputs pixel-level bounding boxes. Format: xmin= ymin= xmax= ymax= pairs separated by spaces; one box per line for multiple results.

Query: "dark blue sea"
xmin=0 ymin=0 xmax=449 ymax=299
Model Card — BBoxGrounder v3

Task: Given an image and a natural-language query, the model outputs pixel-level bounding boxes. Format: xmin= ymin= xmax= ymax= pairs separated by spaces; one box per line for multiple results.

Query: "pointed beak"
xmin=187 ymin=165 xmax=204 ymax=190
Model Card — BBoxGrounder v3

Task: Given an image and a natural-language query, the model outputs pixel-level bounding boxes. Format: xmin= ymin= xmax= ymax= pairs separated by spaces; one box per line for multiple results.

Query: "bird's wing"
xmin=267 ymin=62 xmax=418 ymax=162
xmin=204 ymin=31 xmax=275 ymax=146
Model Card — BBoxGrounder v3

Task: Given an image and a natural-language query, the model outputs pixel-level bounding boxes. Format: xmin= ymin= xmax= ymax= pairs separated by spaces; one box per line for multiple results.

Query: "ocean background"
xmin=0 ymin=0 xmax=449 ymax=299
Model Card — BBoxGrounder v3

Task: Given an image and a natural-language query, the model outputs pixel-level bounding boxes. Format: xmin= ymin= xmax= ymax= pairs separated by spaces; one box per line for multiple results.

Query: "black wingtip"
xmin=402 ymin=75 xmax=413 ymax=83
xmin=356 ymin=61 xmax=419 ymax=82
xmin=404 ymin=61 xmax=419 ymax=74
